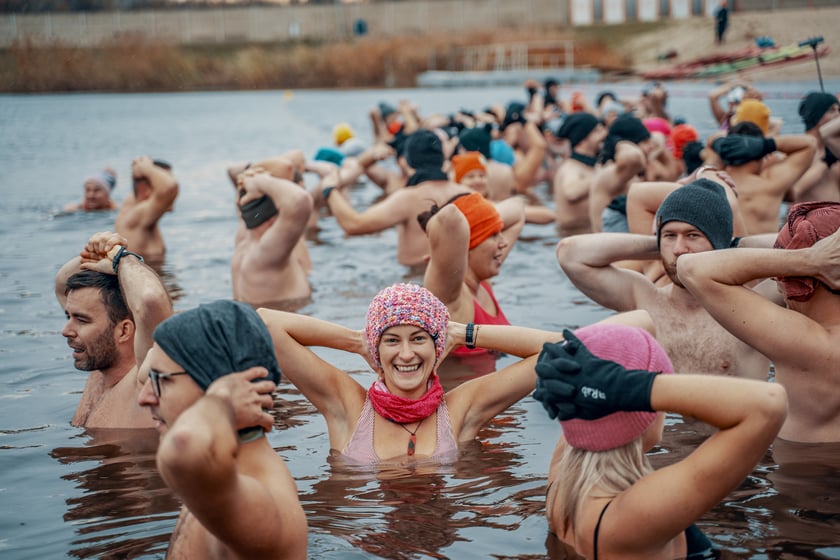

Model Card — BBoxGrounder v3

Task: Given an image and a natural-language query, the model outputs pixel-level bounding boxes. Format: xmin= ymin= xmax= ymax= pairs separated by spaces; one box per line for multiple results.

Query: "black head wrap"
xmin=555 ymin=112 xmax=600 ymax=148
xmin=153 ymin=300 xmax=281 ymax=391
xmin=798 ymin=92 xmax=838 ymax=131
xmin=458 ymin=126 xmax=492 ymax=159
xmin=405 ymin=129 xmax=445 ymax=170
xmin=404 ymin=130 xmax=448 ymax=185
xmin=599 ymin=114 xmax=651 ymax=163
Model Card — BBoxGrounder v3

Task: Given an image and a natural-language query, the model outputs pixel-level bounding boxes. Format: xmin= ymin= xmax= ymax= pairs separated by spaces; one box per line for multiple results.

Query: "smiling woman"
xmin=259 ymin=282 xmax=570 ymax=466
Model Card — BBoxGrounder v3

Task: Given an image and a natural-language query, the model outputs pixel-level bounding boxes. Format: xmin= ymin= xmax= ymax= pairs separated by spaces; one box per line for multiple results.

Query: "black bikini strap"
xmin=593 ymin=499 xmax=613 ymax=560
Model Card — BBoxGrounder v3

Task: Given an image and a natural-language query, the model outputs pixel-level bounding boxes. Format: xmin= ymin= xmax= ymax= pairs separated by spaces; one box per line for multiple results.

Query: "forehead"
xmin=84 ymin=180 xmax=107 ymax=191
xmin=381 ymin=324 xmax=428 ymax=337
xmin=147 ymin=343 xmax=178 ymax=367
xmin=66 ymin=286 xmax=106 ymax=312
xmin=660 ymin=220 xmax=706 ymax=235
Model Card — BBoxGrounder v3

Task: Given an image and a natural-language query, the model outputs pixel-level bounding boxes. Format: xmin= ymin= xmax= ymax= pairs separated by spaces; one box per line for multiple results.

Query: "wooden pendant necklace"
xmin=395 ymin=418 xmax=424 ymax=456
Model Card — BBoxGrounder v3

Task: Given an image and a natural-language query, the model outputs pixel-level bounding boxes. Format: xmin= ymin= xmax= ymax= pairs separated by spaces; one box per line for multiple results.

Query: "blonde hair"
xmin=553 ymin=438 xmax=653 ymax=534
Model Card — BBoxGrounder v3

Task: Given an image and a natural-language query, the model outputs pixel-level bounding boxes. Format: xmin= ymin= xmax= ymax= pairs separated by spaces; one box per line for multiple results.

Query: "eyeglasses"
xmin=148 ymin=368 xmax=189 ymax=398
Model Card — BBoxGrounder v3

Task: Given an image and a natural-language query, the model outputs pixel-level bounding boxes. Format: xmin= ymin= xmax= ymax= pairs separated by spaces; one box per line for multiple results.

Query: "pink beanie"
xmin=365 ymin=283 xmax=450 ymax=369
xmin=561 ymin=323 xmax=674 ymax=452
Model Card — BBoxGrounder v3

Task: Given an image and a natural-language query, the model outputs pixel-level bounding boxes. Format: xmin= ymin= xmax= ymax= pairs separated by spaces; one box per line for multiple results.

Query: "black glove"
xmin=533 ymin=329 xmax=660 ymax=421
xmin=713 ymin=134 xmax=776 ymax=166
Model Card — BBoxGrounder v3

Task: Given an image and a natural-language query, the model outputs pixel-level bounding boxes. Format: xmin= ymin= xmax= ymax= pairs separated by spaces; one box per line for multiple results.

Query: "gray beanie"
xmin=655 ymin=179 xmax=733 ymax=250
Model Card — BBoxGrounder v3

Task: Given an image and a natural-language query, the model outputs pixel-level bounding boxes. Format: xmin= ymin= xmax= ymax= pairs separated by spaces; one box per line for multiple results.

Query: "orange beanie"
xmin=452 ymin=192 xmax=504 ymax=249
xmin=452 ymin=152 xmax=488 ymax=184
xmin=671 ymin=123 xmax=699 ymax=159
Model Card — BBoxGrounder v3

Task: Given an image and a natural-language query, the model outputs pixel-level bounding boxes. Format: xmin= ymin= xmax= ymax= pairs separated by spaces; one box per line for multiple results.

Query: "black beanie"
xmin=599 ymin=114 xmax=651 ymax=163
xmin=502 ymin=101 xmax=527 ymax=130
xmin=405 ymin=130 xmax=445 ymax=170
xmin=609 ymin=114 xmax=651 ymax=144
xmin=459 ymin=126 xmax=492 ymax=159
xmin=655 ymin=179 xmax=733 ymax=250
xmin=799 ymin=92 xmax=838 ymax=131
xmin=555 ymin=112 xmax=600 ymax=148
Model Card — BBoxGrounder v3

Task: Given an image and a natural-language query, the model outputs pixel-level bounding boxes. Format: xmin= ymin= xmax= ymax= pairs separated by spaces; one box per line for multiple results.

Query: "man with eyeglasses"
xmin=136 ymin=299 xmax=307 ymax=559
xmin=55 ymin=231 xmax=172 ymax=428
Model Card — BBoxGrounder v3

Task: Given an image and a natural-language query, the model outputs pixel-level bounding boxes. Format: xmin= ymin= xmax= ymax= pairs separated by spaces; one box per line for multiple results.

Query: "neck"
xmin=570 ymin=151 xmax=598 ymax=167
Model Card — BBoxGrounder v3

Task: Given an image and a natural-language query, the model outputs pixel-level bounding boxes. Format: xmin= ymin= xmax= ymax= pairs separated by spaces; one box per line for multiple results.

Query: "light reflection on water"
xmin=1 ymin=82 xmax=839 ymax=559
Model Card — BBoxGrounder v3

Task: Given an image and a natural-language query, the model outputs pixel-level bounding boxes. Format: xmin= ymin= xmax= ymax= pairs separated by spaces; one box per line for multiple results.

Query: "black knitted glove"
xmin=533 ymin=329 xmax=659 ymax=421
xmin=713 ymin=134 xmax=775 ymax=166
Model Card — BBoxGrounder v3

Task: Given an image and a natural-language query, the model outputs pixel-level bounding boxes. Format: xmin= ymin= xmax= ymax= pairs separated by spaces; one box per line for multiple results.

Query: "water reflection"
xmin=305 ymin=421 xmax=545 ymax=560
xmin=50 ymin=429 xmax=179 ymax=559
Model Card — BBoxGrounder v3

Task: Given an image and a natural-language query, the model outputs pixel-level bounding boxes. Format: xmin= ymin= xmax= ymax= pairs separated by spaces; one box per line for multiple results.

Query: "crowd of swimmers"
xmin=56 ymin=79 xmax=840 ymax=558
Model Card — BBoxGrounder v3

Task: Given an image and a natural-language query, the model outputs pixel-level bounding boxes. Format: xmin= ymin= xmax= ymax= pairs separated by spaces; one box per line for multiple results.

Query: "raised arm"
xmin=556 ymin=233 xmax=659 ymax=311
xmin=820 ymin=116 xmax=840 ymax=162
xmin=239 ymin=170 xmax=313 ymax=268
xmin=513 ymin=121 xmax=548 ymax=194
xmin=321 ymin=175 xmax=410 ymax=235
xmin=589 ymin=142 xmax=646 ymax=230
xmin=156 ymin=369 xmax=306 ymax=557
xmin=613 ymin=374 xmax=786 ymax=553
xmin=422 ymin=204 xmax=470 ymax=313
xmin=129 ymin=156 xmax=179 ymax=228
xmin=78 ymin=232 xmax=172 ymax=370
xmin=257 ymin=308 xmax=367 ymax=446
xmin=677 ymin=237 xmax=837 ymax=369
xmin=448 ymin=310 xmax=656 ymax=442
xmin=763 ymin=134 xmax=818 ymax=195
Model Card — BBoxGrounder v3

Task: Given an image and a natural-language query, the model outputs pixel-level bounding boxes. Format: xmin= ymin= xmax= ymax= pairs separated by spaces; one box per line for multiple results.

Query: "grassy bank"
xmin=1 ymin=23 xmax=657 ymax=93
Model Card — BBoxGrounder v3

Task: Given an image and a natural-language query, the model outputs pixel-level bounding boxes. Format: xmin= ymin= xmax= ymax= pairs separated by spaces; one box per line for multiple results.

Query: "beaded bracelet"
xmin=112 ymin=246 xmax=144 ymax=273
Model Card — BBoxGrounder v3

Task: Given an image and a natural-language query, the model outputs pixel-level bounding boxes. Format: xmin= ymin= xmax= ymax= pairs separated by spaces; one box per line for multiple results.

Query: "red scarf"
xmin=368 ymin=374 xmax=444 ymax=424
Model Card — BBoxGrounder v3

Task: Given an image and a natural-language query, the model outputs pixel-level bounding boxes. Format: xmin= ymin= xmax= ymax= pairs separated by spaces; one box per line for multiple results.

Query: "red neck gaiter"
xmin=368 ymin=374 xmax=444 ymax=424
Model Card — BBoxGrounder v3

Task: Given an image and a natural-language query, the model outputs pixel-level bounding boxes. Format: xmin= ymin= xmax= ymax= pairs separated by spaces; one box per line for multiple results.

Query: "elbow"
xmin=758 ymin=383 xmax=788 ymax=433
xmin=675 ymin=253 xmax=702 ymax=292
xmin=555 ymin=236 xmax=578 ymax=268
xmin=157 ymin=425 xmax=215 ymax=481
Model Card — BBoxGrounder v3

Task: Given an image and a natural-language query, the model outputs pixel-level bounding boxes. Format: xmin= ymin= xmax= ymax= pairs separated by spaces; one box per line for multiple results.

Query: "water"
xmin=1 ymin=81 xmax=840 ymax=559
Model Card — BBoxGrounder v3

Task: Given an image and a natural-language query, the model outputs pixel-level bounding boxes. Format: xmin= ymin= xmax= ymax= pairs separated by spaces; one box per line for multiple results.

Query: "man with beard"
xmin=556 ymin=175 xmax=773 ymax=379
xmin=55 ymin=231 xmax=172 ymax=428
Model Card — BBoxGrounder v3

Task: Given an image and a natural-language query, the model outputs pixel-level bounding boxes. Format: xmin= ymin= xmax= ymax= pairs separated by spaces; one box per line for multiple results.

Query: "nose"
xmin=497 ymin=235 xmax=508 ymax=250
xmin=137 ymin=378 xmax=158 ymax=407
xmin=397 ymin=340 xmax=415 ymax=360
xmin=672 ymin=236 xmax=690 ymax=256
xmin=61 ymin=320 xmax=74 ymax=338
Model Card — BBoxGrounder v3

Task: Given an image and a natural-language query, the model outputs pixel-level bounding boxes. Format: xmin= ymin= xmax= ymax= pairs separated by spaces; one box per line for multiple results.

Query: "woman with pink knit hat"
xmin=535 ymin=322 xmax=787 ymax=559
xmin=259 ymin=282 xmax=568 ymax=466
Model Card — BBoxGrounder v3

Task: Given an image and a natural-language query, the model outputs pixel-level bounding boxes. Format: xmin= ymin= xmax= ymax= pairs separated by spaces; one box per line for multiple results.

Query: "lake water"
xmin=1 ymin=80 xmax=840 ymax=559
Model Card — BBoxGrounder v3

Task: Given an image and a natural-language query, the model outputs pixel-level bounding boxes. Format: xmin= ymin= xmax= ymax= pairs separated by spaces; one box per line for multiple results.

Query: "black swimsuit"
xmin=593 ymin=500 xmax=716 ymax=559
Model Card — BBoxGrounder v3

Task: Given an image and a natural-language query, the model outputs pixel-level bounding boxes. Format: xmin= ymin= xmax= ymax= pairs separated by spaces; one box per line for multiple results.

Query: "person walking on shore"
xmin=715 ymin=0 xmax=729 ymax=45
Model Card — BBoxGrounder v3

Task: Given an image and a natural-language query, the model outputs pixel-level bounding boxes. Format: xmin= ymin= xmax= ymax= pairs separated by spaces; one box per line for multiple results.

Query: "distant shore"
xmin=2 ymin=6 xmax=837 ymax=93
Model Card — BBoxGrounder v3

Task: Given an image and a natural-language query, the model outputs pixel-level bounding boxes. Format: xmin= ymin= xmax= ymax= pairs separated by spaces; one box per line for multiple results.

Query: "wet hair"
xmin=728 ymin=121 xmax=764 ymax=137
xmin=65 ymin=270 xmax=132 ymax=327
xmin=416 ymin=192 xmax=470 ymax=232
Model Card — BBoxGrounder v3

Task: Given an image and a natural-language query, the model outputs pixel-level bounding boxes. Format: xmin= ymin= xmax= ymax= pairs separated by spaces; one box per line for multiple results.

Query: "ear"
xmin=115 ymin=318 xmax=135 ymax=345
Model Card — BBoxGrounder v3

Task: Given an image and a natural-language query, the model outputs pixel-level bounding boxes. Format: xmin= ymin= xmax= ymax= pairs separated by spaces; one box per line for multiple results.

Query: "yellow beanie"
xmin=333 ymin=123 xmax=355 ymax=146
